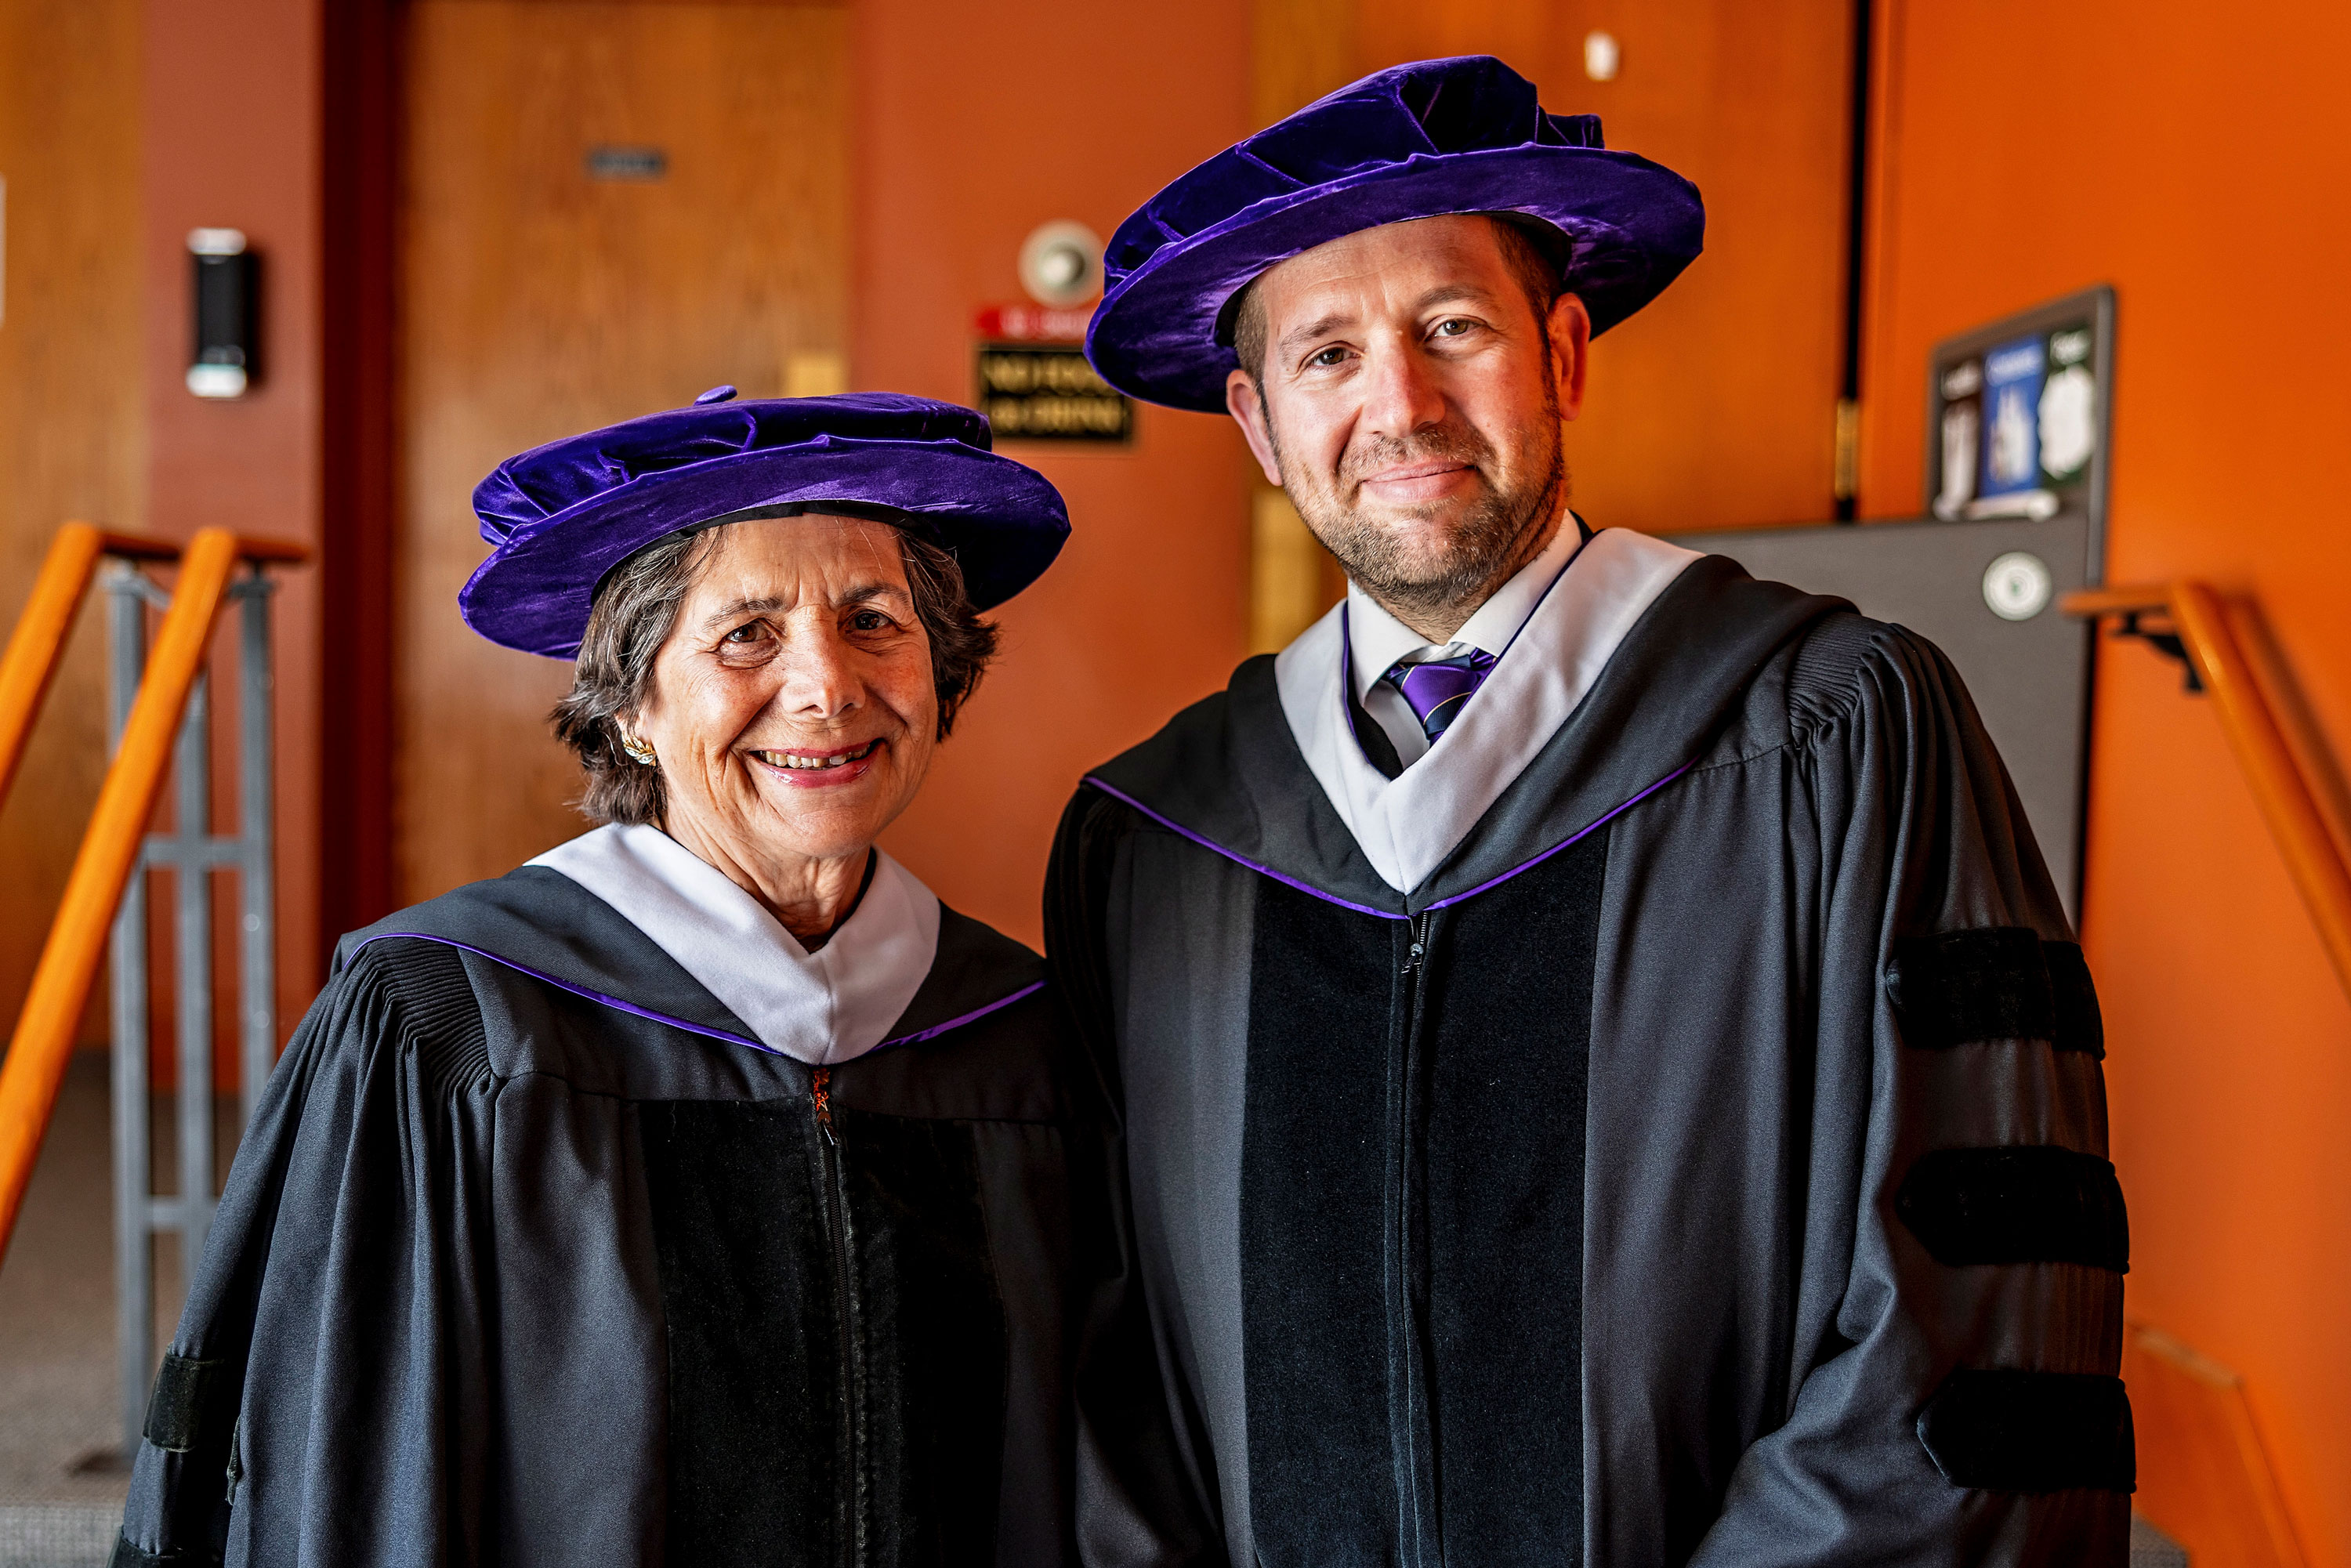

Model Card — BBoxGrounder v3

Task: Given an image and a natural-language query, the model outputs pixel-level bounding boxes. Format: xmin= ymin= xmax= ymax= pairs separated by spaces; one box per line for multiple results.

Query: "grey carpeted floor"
xmin=0 ymin=1054 xmax=226 ymax=1568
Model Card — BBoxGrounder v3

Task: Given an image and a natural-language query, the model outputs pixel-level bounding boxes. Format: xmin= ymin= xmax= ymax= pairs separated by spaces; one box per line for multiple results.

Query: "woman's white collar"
xmin=528 ymin=824 xmax=940 ymax=1064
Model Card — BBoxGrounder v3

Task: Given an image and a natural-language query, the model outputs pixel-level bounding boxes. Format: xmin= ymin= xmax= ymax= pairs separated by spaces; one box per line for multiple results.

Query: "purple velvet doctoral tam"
xmin=1085 ymin=54 xmax=1706 ymax=411
xmin=461 ymin=391 xmax=1070 ymax=659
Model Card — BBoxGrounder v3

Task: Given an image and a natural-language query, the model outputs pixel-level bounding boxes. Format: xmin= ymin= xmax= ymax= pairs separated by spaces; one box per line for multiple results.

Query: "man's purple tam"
xmin=459 ymin=391 xmax=1070 ymax=659
xmin=1085 ymin=56 xmax=1704 ymax=412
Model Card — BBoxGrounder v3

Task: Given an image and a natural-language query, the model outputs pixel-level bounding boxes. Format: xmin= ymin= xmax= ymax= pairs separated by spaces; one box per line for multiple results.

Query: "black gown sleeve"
xmin=1690 ymin=617 xmax=2130 ymax=1565
xmin=1049 ymin=790 xmax=1228 ymax=1568
xmin=114 ymin=941 xmax=497 ymax=1568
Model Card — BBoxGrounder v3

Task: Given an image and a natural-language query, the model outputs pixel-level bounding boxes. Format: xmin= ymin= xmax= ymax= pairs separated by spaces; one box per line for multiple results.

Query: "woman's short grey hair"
xmin=549 ymin=521 xmax=1001 ymax=827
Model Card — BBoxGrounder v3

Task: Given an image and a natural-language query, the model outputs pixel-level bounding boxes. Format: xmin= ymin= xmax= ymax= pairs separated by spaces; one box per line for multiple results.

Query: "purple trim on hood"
xmin=880 ymin=980 xmax=1048 ymax=1048
xmin=1080 ymin=777 xmax=1408 ymax=921
xmin=1422 ymin=761 xmax=1694 ymax=910
xmin=344 ymin=932 xmax=1042 ymax=1060
xmin=1082 ymin=758 xmax=1696 ymax=917
xmin=346 ymin=932 xmax=777 ymax=1053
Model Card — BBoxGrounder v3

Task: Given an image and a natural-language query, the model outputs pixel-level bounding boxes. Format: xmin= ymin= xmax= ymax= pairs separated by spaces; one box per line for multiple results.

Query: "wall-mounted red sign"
xmin=973 ymin=302 xmax=1094 ymax=343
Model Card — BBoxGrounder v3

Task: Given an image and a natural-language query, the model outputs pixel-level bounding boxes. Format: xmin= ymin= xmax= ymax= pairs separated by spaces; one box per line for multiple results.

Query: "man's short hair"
xmin=1227 ymin=214 xmax=1567 ymax=388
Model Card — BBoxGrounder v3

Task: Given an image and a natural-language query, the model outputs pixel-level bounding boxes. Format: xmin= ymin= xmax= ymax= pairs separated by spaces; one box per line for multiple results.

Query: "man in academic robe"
xmin=1049 ymin=56 xmax=2131 ymax=1566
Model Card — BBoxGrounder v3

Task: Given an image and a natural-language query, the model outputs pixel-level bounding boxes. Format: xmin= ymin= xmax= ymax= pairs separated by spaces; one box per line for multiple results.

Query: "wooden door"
xmin=0 ymin=0 xmax=143 ymax=1034
xmin=399 ymin=0 xmax=849 ymax=904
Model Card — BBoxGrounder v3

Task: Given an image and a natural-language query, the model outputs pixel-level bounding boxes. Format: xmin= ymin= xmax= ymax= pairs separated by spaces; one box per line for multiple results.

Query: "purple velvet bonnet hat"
xmin=1085 ymin=55 xmax=1705 ymax=412
xmin=459 ymin=390 xmax=1070 ymax=658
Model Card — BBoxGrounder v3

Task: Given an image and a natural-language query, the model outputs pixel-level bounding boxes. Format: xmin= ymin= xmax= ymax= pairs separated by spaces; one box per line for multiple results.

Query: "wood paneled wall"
xmin=397 ymin=0 xmax=851 ymax=900
xmin=1255 ymin=0 xmax=1856 ymax=533
xmin=0 ymin=0 xmax=147 ymax=1044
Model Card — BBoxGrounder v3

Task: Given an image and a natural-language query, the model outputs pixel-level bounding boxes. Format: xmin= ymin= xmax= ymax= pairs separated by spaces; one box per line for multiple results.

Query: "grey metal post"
xmin=235 ymin=574 xmax=276 ymax=1128
xmin=105 ymin=560 xmax=283 ymax=1458
xmin=172 ymin=675 xmax=215 ymax=1273
xmin=105 ymin=567 xmax=153 ymax=1459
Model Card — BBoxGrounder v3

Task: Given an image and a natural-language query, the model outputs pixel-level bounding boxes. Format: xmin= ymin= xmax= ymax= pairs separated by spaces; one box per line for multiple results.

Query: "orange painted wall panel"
xmin=141 ymin=0 xmax=328 ymax=1052
xmin=855 ymin=0 xmax=1255 ymax=945
xmin=1861 ymin=2 xmax=2351 ymax=1560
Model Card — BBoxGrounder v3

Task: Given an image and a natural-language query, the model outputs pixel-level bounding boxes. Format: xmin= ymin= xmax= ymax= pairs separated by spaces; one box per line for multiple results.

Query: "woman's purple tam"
xmin=1085 ymin=55 xmax=1704 ymax=411
xmin=459 ymin=392 xmax=1070 ymax=658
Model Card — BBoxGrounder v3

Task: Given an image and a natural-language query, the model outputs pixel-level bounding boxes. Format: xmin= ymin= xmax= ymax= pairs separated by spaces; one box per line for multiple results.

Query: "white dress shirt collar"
xmin=1275 ymin=526 xmax=1704 ymax=893
xmin=528 ymin=822 xmax=941 ymax=1065
xmin=1345 ymin=516 xmax=1586 ymax=706
xmin=1346 ymin=519 xmax=1587 ymax=766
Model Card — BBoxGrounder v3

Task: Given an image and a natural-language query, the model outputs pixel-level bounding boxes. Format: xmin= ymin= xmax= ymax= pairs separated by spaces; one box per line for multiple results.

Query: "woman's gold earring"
xmin=618 ymin=729 xmax=657 ymax=766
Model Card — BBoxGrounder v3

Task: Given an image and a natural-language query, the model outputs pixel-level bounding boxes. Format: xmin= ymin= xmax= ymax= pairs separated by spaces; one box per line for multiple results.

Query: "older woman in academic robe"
xmin=111 ymin=391 xmax=1205 ymax=1567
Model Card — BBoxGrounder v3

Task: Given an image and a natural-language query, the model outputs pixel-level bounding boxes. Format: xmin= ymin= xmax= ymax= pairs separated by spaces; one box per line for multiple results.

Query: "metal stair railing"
xmin=0 ymin=523 xmax=182 ymax=802
xmin=100 ymin=556 xmax=293 ymax=1452
xmin=2064 ymin=581 xmax=2351 ymax=998
xmin=0 ymin=523 xmax=306 ymax=1457
xmin=2063 ymin=581 xmax=2341 ymax=1566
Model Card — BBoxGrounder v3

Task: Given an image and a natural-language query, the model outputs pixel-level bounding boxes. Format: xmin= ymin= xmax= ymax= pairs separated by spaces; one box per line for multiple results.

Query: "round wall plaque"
xmin=1982 ymin=551 xmax=2055 ymax=621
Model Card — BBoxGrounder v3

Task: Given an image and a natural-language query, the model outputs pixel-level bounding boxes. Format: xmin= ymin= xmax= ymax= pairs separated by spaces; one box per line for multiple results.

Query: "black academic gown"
xmin=112 ymin=865 xmax=1198 ymax=1568
xmin=1045 ymin=555 xmax=2132 ymax=1567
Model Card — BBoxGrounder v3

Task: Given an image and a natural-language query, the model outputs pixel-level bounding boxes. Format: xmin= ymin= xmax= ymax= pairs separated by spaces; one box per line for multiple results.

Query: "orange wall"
xmin=1860 ymin=2 xmax=2351 ymax=1560
xmin=141 ymin=0 xmax=328 ymax=1048
xmin=855 ymin=0 xmax=1255 ymax=945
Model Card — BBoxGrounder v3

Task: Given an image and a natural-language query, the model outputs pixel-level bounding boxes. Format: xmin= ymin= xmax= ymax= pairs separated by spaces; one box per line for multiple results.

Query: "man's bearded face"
xmin=1230 ymin=215 xmax=1581 ymax=626
xmin=1274 ymin=367 xmax=1562 ymax=616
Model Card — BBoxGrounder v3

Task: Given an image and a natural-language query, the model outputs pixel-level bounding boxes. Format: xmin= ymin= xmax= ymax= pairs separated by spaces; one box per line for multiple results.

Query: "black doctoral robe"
xmin=1046 ymin=553 xmax=2132 ymax=1566
xmin=111 ymin=865 xmax=1195 ymax=1567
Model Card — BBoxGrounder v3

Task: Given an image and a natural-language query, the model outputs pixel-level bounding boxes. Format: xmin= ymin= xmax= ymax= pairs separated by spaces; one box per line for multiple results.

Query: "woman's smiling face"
xmin=630 ymin=512 xmax=939 ymax=875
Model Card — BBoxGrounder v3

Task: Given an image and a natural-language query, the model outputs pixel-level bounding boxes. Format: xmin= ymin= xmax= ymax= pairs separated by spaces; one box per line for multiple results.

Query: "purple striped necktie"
xmin=1381 ymin=649 xmax=1498 ymax=745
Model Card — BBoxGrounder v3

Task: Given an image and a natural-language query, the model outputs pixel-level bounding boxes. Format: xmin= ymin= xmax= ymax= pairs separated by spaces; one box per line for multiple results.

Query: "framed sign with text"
xmin=1925 ymin=285 xmax=2115 ymax=574
xmin=976 ymin=342 xmax=1133 ymax=443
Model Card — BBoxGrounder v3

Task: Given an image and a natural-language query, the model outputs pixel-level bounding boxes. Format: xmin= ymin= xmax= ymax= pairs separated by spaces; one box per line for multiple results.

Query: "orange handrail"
xmin=2066 ymin=581 xmax=2351 ymax=998
xmin=0 ymin=523 xmax=183 ymax=806
xmin=0 ymin=525 xmax=308 ymax=1256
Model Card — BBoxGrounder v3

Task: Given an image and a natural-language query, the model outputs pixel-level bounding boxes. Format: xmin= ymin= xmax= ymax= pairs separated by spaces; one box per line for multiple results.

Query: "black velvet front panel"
xmin=1420 ymin=835 xmax=1604 ymax=1563
xmin=1239 ymin=835 xmax=1607 ymax=1566
xmin=640 ymin=1099 xmax=839 ymax=1568
xmin=839 ymin=1110 xmax=1008 ymax=1567
xmin=1240 ymin=877 xmax=1401 ymax=1565
xmin=641 ymin=1100 xmax=1009 ymax=1568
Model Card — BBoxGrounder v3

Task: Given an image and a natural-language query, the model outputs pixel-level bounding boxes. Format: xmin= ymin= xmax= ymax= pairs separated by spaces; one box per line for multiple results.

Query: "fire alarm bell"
xmin=187 ymin=228 xmax=256 ymax=399
xmin=1017 ymin=222 xmax=1103 ymax=309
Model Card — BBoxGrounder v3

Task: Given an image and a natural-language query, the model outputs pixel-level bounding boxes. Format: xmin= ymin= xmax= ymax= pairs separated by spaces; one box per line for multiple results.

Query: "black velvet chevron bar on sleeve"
xmin=1916 ymin=1370 xmax=2136 ymax=1494
xmin=1895 ymin=1146 xmax=2129 ymax=1271
xmin=1885 ymin=927 xmax=2105 ymax=1053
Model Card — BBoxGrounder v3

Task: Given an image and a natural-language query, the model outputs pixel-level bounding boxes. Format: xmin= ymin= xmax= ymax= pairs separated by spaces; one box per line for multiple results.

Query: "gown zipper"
xmin=811 ymin=1066 xmax=868 ymax=1566
xmin=1393 ymin=910 xmax=1438 ymax=1563
xmin=1401 ymin=912 xmax=1432 ymax=983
